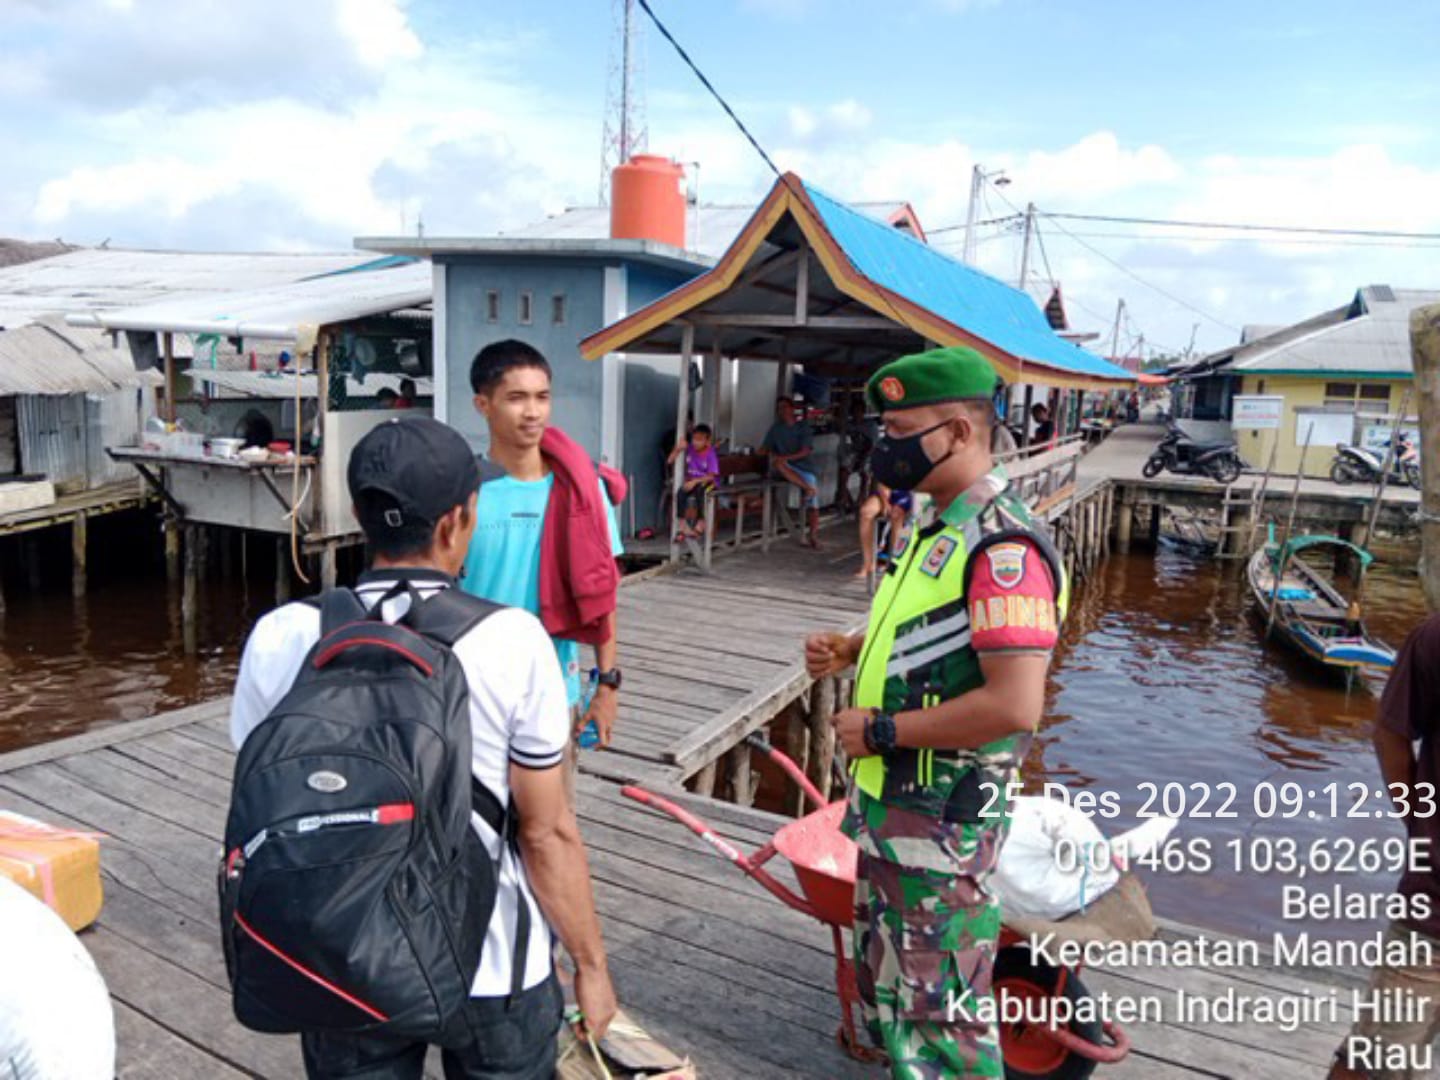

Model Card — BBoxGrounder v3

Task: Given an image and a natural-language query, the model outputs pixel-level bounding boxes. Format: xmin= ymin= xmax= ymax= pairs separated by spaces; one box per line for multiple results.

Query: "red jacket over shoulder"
xmin=537 ymin=427 xmax=626 ymax=646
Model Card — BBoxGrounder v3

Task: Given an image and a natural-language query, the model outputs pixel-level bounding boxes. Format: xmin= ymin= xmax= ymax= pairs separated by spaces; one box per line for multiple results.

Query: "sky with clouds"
xmin=3 ymin=0 xmax=1439 ymax=357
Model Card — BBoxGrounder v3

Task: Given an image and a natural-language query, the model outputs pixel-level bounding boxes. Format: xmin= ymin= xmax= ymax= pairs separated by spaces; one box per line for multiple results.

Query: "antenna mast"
xmin=600 ymin=0 xmax=648 ymax=204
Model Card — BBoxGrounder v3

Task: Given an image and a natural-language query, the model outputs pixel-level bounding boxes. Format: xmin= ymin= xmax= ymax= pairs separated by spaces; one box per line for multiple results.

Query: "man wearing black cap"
xmin=230 ymin=416 xmax=615 ymax=1079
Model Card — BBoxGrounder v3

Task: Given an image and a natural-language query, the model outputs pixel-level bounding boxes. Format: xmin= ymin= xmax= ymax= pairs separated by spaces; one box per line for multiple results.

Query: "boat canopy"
xmin=1278 ymin=533 xmax=1375 ymax=569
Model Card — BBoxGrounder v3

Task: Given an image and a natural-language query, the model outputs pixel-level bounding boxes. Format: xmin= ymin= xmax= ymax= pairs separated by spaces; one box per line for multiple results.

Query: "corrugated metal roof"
xmin=0 ymin=316 xmax=162 ymax=395
xmin=501 ymin=201 xmax=917 ymax=260
xmin=0 ymin=248 xmax=381 ymax=330
xmin=69 ymin=260 xmax=431 ymax=341
xmin=803 ymin=183 xmax=1132 ymax=383
xmin=1228 ymin=287 xmax=1440 ymax=376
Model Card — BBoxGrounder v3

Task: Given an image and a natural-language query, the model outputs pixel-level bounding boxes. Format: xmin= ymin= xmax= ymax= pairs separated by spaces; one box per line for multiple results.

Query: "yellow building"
xmin=1184 ymin=286 xmax=1430 ymax=478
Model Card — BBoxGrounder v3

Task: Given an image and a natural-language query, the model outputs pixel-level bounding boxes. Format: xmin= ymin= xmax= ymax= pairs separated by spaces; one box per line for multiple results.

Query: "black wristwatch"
xmin=864 ymin=710 xmax=897 ymax=755
xmin=595 ymin=668 xmax=623 ymax=691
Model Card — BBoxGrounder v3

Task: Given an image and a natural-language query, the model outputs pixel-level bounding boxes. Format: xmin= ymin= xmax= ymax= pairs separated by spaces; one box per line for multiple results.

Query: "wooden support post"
xmin=165 ymin=517 xmax=181 ymax=584
xmin=1101 ymin=485 xmax=1114 ymax=557
xmin=784 ymin=704 xmax=812 ymax=818
xmin=671 ymin=324 xmax=696 ymax=564
xmin=807 ymin=676 xmax=837 ymax=804
xmin=727 ymin=742 xmax=754 ymax=807
xmin=220 ymin=528 xmax=235 ymax=582
xmin=692 ymin=759 xmax=718 ymax=798
xmin=1149 ymin=504 xmax=1162 ymax=548
xmin=71 ymin=514 xmax=87 ymax=597
xmin=1411 ymin=303 xmax=1440 ymax=610
xmin=1114 ymin=490 xmax=1133 ymax=554
xmin=182 ymin=525 xmax=199 ymax=656
xmin=275 ymin=537 xmax=291 ymax=606
xmin=1021 ymin=384 xmax=1034 ymax=450
xmin=162 ymin=331 xmax=176 ymax=424
xmin=320 ymin=544 xmax=338 ymax=591
xmin=23 ymin=535 xmax=41 ymax=590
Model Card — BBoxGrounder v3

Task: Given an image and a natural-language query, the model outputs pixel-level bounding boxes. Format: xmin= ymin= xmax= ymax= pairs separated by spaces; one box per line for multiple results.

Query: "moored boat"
xmin=1247 ymin=533 xmax=1395 ymax=671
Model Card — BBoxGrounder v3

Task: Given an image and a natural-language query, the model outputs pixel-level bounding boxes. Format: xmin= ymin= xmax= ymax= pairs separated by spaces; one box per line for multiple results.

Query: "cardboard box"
xmin=0 ymin=810 xmax=103 ymax=931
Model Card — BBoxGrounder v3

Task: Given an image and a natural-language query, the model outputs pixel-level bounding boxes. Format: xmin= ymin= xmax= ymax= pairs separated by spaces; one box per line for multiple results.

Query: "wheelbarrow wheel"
xmin=995 ymin=946 xmax=1100 ymax=1080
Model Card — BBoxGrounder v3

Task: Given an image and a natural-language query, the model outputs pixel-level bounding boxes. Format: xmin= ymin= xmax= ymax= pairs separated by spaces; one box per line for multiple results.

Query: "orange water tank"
xmin=610 ymin=155 xmax=686 ymax=248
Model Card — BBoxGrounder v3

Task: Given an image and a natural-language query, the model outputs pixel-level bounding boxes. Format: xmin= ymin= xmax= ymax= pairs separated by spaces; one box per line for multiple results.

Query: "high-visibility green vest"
xmin=850 ymin=472 xmax=1069 ymax=818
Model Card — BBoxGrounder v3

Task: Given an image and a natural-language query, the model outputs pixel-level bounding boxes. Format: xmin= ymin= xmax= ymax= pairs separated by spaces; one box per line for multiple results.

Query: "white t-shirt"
xmin=228 ymin=570 xmax=570 ymax=998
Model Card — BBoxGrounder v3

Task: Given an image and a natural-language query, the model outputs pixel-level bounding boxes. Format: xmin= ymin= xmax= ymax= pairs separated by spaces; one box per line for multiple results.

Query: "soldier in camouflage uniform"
xmin=805 ymin=347 xmax=1067 ymax=1079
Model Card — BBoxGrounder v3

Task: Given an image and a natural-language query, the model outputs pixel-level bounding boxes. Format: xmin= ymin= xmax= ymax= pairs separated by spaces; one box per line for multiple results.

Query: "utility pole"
xmin=1109 ymin=298 xmax=1126 ymax=365
xmin=1017 ymin=202 xmax=1036 ymax=290
xmin=1413 ymin=303 xmax=1440 ymax=610
xmin=962 ymin=165 xmax=983 ymax=265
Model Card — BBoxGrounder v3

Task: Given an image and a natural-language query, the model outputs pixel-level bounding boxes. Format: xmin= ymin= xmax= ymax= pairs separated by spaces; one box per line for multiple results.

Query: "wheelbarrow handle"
xmin=621 ymin=785 xmax=822 ymax=921
xmin=743 ymin=733 xmax=828 ymax=811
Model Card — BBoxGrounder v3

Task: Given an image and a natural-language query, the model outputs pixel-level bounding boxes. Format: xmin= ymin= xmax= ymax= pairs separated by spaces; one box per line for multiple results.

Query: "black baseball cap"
xmin=347 ymin=417 xmax=480 ymax=533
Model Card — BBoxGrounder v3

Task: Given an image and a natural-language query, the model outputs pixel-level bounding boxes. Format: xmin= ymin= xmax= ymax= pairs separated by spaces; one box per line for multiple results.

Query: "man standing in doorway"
xmin=763 ymin=397 xmax=821 ymax=547
xmin=1330 ymin=613 xmax=1440 ymax=1080
xmin=464 ymin=340 xmax=625 ymax=759
xmin=804 ymin=347 xmax=1067 ymax=1078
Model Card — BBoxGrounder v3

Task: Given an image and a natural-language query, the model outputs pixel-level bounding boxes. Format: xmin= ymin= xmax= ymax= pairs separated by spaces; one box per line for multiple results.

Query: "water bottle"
xmin=577 ymin=669 xmax=600 ymax=749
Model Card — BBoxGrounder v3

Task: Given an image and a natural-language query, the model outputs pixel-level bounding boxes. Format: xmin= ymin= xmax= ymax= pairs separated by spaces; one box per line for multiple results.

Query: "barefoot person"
xmin=805 ymin=347 xmax=1068 ymax=1078
xmin=853 ymin=483 xmax=913 ymax=580
xmin=763 ymin=397 xmax=821 ymax=547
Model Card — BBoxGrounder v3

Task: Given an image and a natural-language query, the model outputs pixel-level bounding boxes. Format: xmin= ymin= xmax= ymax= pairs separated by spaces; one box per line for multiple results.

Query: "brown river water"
xmin=0 ymin=513 xmax=1430 ymax=940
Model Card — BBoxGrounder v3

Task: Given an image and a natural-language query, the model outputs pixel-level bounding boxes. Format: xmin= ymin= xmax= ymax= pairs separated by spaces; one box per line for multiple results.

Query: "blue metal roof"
xmin=804 ymin=182 xmax=1133 ymax=383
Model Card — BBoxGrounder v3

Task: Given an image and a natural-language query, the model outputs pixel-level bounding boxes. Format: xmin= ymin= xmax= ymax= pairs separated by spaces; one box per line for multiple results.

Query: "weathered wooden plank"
xmin=0 ymin=698 xmax=232 ymax=774
xmin=0 ymin=766 xmax=219 ymax=887
xmin=86 ymin=926 xmax=303 ymax=1076
xmin=0 ymin=779 xmax=215 ymax=923
xmin=666 ymin=666 xmax=813 ymax=773
xmin=138 ymin=728 xmax=239 ymax=782
xmin=56 ymin=752 xmax=227 ymax=841
xmin=100 ymin=744 xmax=233 ymax=809
xmin=112 ymin=999 xmax=249 ymax=1080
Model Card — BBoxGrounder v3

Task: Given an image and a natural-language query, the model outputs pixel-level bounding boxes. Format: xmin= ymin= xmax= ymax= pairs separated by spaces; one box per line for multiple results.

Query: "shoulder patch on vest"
xmin=985 ymin=542 xmax=1028 ymax=589
xmin=920 ymin=535 xmax=957 ymax=578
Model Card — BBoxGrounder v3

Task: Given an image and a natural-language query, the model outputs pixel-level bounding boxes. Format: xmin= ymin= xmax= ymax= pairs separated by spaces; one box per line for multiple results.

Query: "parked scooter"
xmin=1331 ymin=432 xmax=1422 ymax=490
xmin=1143 ymin=426 xmax=1245 ymax=483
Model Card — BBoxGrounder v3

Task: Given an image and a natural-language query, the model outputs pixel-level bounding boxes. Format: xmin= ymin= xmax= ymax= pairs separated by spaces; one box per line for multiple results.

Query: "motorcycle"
xmin=1142 ymin=426 xmax=1245 ymax=483
xmin=1330 ymin=433 xmax=1422 ymax=490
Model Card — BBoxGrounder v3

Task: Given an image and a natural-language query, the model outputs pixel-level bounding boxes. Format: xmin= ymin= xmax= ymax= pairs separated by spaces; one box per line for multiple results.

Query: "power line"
xmin=634 ymin=0 xmax=780 ymax=179
xmin=1039 ymin=213 xmax=1240 ymax=333
xmin=1041 ymin=229 xmax=1440 ymax=251
xmin=1042 ymin=211 xmax=1440 ymax=242
xmin=930 ymin=213 xmax=1023 ymax=235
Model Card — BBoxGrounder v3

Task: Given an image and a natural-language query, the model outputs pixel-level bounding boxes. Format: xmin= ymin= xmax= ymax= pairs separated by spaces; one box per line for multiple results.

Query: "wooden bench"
xmin=673 ymin=452 xmax=789 ymax=571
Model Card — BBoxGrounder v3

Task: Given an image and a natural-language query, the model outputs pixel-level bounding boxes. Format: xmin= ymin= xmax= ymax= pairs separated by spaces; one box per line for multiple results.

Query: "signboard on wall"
xmin=1231 ymin=395 xmax=1285 ymax=430
xmin=1295 ymin=410 xmax=1356 ymax=449
xmin=1360 ymin=421 xmax=1420 ymax=454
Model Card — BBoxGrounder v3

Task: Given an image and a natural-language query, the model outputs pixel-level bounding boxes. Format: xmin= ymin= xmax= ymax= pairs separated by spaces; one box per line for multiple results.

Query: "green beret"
xmin=866 ymin=346 xmax=999 ymax=413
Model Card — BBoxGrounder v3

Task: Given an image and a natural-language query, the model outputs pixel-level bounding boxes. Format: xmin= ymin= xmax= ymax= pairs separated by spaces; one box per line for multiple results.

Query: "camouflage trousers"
xmin=853 ymin=851 xmax=1004 ymax=1079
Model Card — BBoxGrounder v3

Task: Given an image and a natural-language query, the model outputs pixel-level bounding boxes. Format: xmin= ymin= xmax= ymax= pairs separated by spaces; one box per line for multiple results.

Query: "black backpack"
xmin=219 ymin=583 xmax=527 ymax=1048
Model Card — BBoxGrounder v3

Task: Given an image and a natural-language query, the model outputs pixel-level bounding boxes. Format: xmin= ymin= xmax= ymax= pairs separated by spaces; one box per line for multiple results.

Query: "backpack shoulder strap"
xmin=317 ymin=587 xmax=369 ymax=636
xmin=962 ymin=526 xmax=1065 ymax=605
xmin=401 ymin=587 xmax=503 ymax=649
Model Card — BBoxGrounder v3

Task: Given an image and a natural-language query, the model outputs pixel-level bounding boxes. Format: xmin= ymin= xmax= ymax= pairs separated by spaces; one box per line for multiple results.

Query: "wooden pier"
xmin=0 ymin=698 xmax=1357 ymax=1078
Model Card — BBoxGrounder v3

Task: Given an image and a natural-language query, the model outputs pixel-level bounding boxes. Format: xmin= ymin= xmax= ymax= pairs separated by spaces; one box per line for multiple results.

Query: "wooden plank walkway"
xmin=598 ymin=522 xmax=872 ymax=787
xmin=0 ymin=701 xmax=1355 ymax=1078
xmin=0 ymin=478 xmax=152 ymax=536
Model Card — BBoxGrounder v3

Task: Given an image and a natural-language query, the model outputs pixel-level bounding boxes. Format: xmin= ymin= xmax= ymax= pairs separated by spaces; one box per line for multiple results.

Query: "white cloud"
xmin=335 ymin=0 xmax=423 ymax=67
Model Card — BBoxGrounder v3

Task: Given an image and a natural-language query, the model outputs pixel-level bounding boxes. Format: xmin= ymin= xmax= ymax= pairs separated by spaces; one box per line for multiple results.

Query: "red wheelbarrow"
xmin=623 ymin=736 xmax=1148 ymax=1079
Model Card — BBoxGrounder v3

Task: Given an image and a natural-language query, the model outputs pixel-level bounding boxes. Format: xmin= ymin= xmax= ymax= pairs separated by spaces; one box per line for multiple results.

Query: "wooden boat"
xmin=1247 ymin=534 xmax=1395 ymax=671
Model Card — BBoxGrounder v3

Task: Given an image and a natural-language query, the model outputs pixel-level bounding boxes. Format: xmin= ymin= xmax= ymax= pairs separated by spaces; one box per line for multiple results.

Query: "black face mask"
xmin=870 ymin=418 xmax=956 ymax=490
